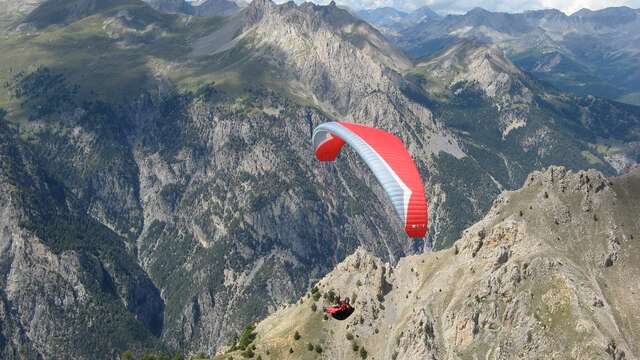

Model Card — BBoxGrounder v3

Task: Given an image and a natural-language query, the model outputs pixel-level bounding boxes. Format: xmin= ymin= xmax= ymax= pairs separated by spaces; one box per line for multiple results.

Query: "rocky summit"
xmin=223 ymin=166 xmax=640 ymax=359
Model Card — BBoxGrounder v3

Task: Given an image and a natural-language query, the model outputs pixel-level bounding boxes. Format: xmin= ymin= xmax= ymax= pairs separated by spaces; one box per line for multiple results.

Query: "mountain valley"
xmin=368 ymin=6 xmax=640 ymax=106
xmin=0 ymin=0 xmax=639 ymax=358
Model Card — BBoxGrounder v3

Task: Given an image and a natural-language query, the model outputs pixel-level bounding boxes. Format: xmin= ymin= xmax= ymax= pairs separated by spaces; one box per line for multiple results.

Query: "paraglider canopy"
xmin=312 ymin=122 xmax=428 ymax=238
xmin=325 ymin=298 xmax=354 ymax=320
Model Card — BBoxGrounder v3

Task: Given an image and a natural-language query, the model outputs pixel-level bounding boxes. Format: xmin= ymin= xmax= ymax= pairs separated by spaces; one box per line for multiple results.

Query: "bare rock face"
xmin=417 ymin=41 xmax=535 ymax=138
xmin=204 ymin=0 xmax=474 ymax=251
xmin=0 ymin=123 xmax=164 ymax=358
xmin=0 ymin=0 xmax=46 ymax=28
xmin=232 ymin=166 xmax=640 ymax=359
xmin=125 ymin=85 xmax=437 ymax=354
xmin=240 ymin=0 xmax=463 ymax=159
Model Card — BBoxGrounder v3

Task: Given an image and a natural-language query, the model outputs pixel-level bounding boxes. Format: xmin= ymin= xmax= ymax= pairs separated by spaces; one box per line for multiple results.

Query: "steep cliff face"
xmin=4 ymin=65 xmax=427 ymax=354
xmin=223 ymin=166 xmax=640 ymax=359
xmin=128 ymin=87 xmax=427 ymax=353
xmin=229 ymin=0 xmax=479 ymax=249
xmin=0 ymin=122 xmax=164 ymax=358
xmin=4 ymin=0 xmax=450 ymax=353
xmin=211 ymin=0 xmax=461 ymax=159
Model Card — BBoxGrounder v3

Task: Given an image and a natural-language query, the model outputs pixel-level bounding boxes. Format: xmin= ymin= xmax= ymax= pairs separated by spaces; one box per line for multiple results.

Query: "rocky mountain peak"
xmin=570 ymin=6 xmax=638 ymax=26
xmin=420 ymin=40 xmax=522 ymax=76
xmin=416 ymin=40 xmax=535 ymax=136
xmin=191 ymin=0 xmax=239 ymax=16
xmin=233 ymin=0 xmax=466 ymax=162
xmin=239 ymin=0 xmax=419 ymax=115
xmin=467 ymin=6 xmax=490 ymax=15
xmin=244 ymin=0 xmax=274 ymax=25
xmin=245 ymin=0 xmax=274 ymax=12
xmin=412 ymin=5 xmax=439 ymax=18
xmin=221 ymin=166 xmax=640 ymax=358
xmin=245 ymin=0 xmax=381 ymax=38
xmin=523 ymin=8 xmax=567 ymax=20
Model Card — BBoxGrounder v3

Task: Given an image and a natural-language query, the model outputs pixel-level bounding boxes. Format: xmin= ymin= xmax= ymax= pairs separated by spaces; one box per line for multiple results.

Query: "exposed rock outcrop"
xmin=0 ymin=123 xmax=164 ymax=358
xmin=228 ymin=166 xmax=640 ymax=359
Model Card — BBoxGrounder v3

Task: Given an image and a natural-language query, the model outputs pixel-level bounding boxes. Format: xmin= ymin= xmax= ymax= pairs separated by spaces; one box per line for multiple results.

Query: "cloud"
xmin=288 ymin=0 xmax=640 ymax=14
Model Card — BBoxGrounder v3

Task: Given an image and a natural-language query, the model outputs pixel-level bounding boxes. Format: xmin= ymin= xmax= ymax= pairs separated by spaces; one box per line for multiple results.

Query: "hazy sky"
xmin=288 ymin=0 xmax=640 ymax=14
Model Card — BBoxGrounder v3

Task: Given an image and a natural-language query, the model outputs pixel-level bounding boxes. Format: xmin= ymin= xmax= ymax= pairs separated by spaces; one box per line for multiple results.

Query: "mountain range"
xmin=363 ymin=5 xmax=640 ymax=106
xmin=356 ymin=6 xmax=441 ymax=31
xmin=0 ymin=0 xmax=639 ymax=358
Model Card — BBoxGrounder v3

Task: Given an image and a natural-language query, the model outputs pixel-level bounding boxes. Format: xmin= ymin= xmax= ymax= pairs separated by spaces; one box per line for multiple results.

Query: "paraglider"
xmin=312 ymin=122 xmax=428 ymax=238
xmin=325 ymin=297 xmax=354 ymax=320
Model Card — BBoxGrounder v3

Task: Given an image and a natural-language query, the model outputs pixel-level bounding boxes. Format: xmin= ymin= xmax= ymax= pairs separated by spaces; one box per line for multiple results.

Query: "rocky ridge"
xmin=416 ymin=41 xmax=535 ymax=137
xmin=0 ymin=121 xmax=164 ymax=358
xmin=392 ymin=6 xmax=640 ymax=104
xmin=222 ymin=166 xmax=640 ymax=359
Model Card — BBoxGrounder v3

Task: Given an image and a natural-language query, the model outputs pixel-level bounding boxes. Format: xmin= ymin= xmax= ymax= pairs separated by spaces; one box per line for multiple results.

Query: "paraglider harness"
xmin=325 ymin=297 xmax=354 ymax=320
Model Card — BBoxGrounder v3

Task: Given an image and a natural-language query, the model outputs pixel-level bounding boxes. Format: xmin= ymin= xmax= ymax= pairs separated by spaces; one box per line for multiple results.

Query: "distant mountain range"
xmin=356 ymin=5 xmax=441 ymax=31
xmin=0 ymin=0 xmax=240 ymax=25
xmin=359 ymin=5 xmax=640 ymax=105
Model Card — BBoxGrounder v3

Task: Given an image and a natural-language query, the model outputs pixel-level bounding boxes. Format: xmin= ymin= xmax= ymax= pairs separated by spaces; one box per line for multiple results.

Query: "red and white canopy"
xmin=313 ymin=122 xmax=428 ymax=238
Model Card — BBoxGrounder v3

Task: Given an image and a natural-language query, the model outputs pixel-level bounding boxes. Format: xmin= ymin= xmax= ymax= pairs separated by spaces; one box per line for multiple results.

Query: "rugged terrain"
xmin=0 ymin=120 xmax=165 ymax=358
xmin=380 ymin=6 xmax=640 ymax=105
xmin=0 ymin=0 xmax=639 ymax=357
xmin=221 ymin=166 xmax=640 ymax=359
xmin=356 ymin=6 xmax=441 ymax=35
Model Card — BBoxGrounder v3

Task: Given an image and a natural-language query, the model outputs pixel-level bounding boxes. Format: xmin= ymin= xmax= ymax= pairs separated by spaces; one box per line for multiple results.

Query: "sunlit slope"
xmin=0 ymin=0 xmax=229 ymax=107
xmin=220 ymin=166 xmax=640 ymax=359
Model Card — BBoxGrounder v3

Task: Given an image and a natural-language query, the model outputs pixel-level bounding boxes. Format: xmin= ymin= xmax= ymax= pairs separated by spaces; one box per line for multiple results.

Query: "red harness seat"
xmin=325 ymin=301 xmax=355 ymax=320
